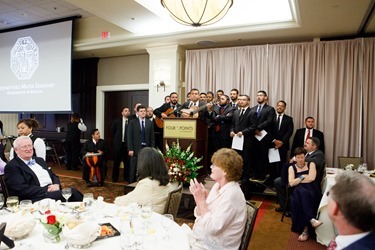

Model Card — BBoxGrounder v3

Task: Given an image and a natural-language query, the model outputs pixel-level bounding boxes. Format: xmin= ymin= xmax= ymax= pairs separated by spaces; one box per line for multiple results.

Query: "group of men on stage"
xmin=110 ymin=88 xmax=325 ymax=190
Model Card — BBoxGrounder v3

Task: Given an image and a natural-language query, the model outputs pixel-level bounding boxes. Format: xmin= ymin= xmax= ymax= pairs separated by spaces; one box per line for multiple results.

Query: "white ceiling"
xmin=1 ymin=0 xmax=374 ymax=59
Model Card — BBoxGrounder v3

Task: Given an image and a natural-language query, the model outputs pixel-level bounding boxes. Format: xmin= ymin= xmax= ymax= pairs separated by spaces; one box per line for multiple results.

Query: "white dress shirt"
xmin=21 ymin=159 xmax=52 ymax=187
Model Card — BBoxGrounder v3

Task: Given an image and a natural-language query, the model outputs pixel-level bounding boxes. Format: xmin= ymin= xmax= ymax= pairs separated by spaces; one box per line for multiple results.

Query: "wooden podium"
xmin=163 ymin=118 xmax=209 ymax=179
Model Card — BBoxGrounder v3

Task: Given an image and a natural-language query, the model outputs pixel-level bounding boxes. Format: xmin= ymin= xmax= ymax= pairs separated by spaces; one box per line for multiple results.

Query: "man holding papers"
xmin=230 ymin=95 xmax=257 ymax=183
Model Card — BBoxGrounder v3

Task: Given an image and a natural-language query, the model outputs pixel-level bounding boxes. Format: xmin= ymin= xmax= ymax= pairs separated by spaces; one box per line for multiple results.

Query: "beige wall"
xmin=97 ymin=54 xmax=149 ymax=86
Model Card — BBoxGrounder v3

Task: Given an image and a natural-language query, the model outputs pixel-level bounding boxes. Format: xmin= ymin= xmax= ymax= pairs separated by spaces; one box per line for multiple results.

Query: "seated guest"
xmin=327 ymin=171 xmax=375 ymax=249
xmin=114 ymin=147 xmax=172 ymax=214
xmin=81 ymin=129 xmax=108 ymax=187
xmin=288 ymin=147 xmax=321 ymax=241
xmin=4 ymin=136 xmax=83 ymax=203
xmin=183 ymin=148 xmax=247 ymax=249
xmin=10 ymin=118 xmax=46 ymax=160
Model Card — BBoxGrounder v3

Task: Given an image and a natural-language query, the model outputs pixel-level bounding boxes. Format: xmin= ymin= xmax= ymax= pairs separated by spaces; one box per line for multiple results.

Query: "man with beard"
xmin=291 ymin=117 xmax=325 ymax=154
xmin=229 ymin=88 xmax=239 ymax=109
xmin=180 ymin=88 xmax=207 ymax=119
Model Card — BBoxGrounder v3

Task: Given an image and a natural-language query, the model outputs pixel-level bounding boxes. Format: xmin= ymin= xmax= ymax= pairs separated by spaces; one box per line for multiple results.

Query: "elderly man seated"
xmin=4 ymin=136 xmax=83 ymax=203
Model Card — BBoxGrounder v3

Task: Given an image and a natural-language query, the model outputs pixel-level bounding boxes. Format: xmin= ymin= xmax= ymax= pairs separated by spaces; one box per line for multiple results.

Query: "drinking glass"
xmin=38 ymin=199 xmax=50 ymax=214
xmin=19 ymin=200 xmax=32 ymax=212
xmin=6 ymin=196 xmax=19 ymax=213
xmin=0 ymin=193 xmax=4 ymax=209
xmin=83 ymin=193 xmax=94 ymax=208
xmin=62 ymin=188 xmax=72 ymax=203
xmin=141 ymin=201 xmax=153 ymax=230
xmin=161 ymin=214 xmax=174 ymax=240
xmin=363 ymin=163 xmax=368 ymax=173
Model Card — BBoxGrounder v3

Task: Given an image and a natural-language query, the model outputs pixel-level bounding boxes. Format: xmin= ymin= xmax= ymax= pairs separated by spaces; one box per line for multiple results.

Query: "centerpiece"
xmin=161 ymin=140 xmax=203 ymax=185
xmin=40 ymin=211 xmax=63 ymax=243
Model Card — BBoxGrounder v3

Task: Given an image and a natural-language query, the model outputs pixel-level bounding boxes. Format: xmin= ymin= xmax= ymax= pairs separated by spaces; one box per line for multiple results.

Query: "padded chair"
xmin=163 ymin=183 xmax=183 ymax=219
xmin=0 ymin=174 xmax=9 ymax=201
xmin=239 ymin=201 xmax=259 ymax=250
xmin=337 ymin=156 xmax=363 ymax=170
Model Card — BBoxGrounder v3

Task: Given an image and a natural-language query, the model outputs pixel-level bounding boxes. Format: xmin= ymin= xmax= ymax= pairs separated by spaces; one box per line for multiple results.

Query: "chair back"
xmin=337 ymin=156 xmax=363 ymax=170
xmin=164 ymin=183 xmax=183 ymax=219
xmin=0 ymin=174 xmax=9 ymax=201
xmin=239 ymin=201 xmax=258 ymax=250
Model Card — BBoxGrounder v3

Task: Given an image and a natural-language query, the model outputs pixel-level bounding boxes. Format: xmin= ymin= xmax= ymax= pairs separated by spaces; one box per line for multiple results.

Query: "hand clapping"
xmin=189 ymin=178 xmax=207 ymax=202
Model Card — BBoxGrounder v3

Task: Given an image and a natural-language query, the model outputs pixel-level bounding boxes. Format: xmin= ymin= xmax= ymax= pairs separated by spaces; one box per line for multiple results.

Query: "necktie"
xmin=123 ymin=119 xmax=128 ymax=142
xmin=240 ymin=108 xmax=245 ymax=117
xmin=277 ymin=115 xmax=281 ymax=131
xmin=28 ymin=159 xmax=36 ymax=166
xmin=327 ymin=238 xmax=337 ymax=250
xmin=306 ymin=129 xmax=311 ymax=141
xmin=141 ymin=120 xmax=146 ymax=145
xmin=171 ymin=105 xmax=175 ymax=110
xmin=257 ymin=105 xmax=262 ymax=118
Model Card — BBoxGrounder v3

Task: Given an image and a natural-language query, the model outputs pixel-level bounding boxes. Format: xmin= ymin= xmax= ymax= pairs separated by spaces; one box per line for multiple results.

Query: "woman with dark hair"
xmin=10 ymin=118 xmax=46 ymax=160
xmin=114 ymin=147 xmax=172 ymax=213
xmin=65 ymin=113 xmax=86 ymax=170
xmin=288 ymin=147 xmax=322 ymax=242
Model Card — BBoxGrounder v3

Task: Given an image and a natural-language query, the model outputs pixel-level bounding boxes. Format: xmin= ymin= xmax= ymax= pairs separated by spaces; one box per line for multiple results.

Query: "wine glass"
xmin=161 ymin=214 xmax=174 ymax=240
xmin=6 ymin=196 xmax=19 ymax=213
xmin=62 ymin=188 xmax=72 ymax=204
xmin=0 ymin=193 xmax=4 ymax=209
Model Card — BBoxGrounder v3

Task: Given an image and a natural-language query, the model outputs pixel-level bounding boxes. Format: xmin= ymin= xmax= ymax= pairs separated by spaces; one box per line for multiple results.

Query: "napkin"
xmin=63 ymin=222 xmax=101 ymax=245
xmin=4 ymin=211 xmax=36 ymax=239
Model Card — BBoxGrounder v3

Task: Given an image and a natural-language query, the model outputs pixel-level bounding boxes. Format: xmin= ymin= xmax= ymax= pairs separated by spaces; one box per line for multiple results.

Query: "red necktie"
xmin=305 ymin=129 xmax=311 ymax=141
xmin=327 ymin=238 xmax=337 ymax=250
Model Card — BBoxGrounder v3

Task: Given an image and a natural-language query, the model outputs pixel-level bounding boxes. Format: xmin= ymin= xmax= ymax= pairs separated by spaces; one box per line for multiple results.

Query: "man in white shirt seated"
xmin=327 ymin=171 xmax=375 ymax=250
xmin=4 ymin=136 xmax=83 ymax=203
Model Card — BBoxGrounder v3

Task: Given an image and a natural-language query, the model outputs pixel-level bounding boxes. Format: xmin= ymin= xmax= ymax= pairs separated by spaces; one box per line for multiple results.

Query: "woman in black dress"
xmin=288 ymin=147 xmax=321 ymax=241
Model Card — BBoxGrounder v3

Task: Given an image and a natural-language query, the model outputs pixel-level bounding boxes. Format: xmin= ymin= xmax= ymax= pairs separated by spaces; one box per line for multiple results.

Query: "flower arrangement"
xmin=161 ymin=140 xmax=203 ymax=184
xmin=40 ymin=211 xmax=63 ymax=243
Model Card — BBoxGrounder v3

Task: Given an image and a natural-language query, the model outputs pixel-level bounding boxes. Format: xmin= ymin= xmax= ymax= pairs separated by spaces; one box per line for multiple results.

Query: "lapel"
xmin=16 ymin=157 xmax=41 ymax=185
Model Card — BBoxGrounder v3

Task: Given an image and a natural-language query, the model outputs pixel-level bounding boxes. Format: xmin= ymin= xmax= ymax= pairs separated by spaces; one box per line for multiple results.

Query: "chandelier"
xmin=161 ymin=0 xmax=233 ymax=27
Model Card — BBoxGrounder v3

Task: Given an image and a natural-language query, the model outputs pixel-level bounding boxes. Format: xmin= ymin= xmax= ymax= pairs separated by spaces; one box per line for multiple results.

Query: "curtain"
xmin=185 ymin=38 xmax=374 ymax=168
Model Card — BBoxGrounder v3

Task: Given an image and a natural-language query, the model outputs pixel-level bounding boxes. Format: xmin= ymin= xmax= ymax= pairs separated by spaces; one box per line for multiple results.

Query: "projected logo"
xmin=10 ymin=36 xmax=39 ymax=80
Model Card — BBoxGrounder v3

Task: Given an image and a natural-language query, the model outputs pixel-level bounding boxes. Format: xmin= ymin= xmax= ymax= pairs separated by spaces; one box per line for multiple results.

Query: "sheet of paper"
xmin=268 ymin=148 xmax=280 ymax=163
xmin=231 ymin=134 xmax=244 ymax=151
xmin=255 ymin=130 xmax=267 ymax=141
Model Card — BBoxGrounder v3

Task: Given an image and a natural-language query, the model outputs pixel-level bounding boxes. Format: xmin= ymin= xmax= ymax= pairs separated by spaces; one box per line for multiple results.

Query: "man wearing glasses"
xmin=4 ymin=136 xmax=83 ymax=203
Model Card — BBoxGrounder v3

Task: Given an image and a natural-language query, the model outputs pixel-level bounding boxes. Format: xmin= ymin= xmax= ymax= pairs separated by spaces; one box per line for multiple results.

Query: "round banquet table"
xmin=0 ymin=201 xmax=189 ymax=250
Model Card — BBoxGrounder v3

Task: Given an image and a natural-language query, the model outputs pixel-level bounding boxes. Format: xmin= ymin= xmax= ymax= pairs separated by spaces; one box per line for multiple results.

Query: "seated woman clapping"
xmin=288 ymin=147 xmax=322 ymax=242
xmin=183 ymin=148 xmax=247 ymax=249
xmin=114 ymin=147 xmax=172 ymax=214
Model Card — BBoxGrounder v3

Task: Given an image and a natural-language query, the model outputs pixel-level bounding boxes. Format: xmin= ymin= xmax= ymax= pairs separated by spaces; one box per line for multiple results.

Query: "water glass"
xmin=363 ymin=163 xmax=368 ymax=172
xmin=6 ymin=196 xmax=19 ymax=213
xmin=83 ymin=193 xmax=94 ymax=208
xmin=19 ymin=200 xmax=32 ymax=212
xmin=0 ymin=193 xmax=4 ymax=209
xmin=161 ymin=214 xmax=174 ymax=240
xmin=38 ymin=199 xmax=50 ymax=214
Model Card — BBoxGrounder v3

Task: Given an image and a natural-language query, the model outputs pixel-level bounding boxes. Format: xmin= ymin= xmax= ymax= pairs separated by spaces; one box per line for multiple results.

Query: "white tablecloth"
xmin=0 ymin=202 xmax=189 ymax=250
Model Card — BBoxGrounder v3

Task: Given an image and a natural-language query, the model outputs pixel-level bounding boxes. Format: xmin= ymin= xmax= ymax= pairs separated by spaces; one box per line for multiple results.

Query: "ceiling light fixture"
xmin=161 ymin=0 xmax=233 ymax=27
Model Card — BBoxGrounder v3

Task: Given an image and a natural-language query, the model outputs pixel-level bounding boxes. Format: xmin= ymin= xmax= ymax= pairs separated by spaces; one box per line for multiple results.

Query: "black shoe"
xmin=275 ymin=207 xmax=284 ymax=212
xmin=285 ymin=211 xmax=291 ymax=217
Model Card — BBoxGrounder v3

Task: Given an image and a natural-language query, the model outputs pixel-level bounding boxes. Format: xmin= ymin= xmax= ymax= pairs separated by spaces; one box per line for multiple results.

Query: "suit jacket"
xmin=206 ymin=105 xmax=235 ymax=139
xmin=251 ymin=104 xmax=276 ymax=141
xmin=291 ymin=128 xmax=325 ymax=153
xmin=230 ymin=107 xmax=257 ymax=143
xmin=343 ymin=231 xmax=375 ymax=250
xmin=4 ymin=156 xmax=60 ymax=202
xmin=110 ymin=117 xmax=129 ymax=153
xmin=127 ymin=118 xmax=155 ymax=155
xmin=154 ymin=102 xmax=182 ymax=118
xmin=180 ymin=100 xmax=207 ymax=120
xmin=81 ymin=139 xmax=109 ymax=162
xmin=273 ymin=114 xmax=294 ymax=150
xmin=305 ymin=149 xmax=325 ymax=184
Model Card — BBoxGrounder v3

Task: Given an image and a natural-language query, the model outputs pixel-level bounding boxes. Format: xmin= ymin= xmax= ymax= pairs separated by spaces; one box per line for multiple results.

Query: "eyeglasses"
xmin=18 ymin=144 xmax=33 ymax=150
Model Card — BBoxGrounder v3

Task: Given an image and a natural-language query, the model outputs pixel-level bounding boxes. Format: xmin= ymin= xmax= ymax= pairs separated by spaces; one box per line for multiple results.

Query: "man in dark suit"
xmin=270 ymin=100 xmax=294 ymax=179
xmin=180 ymin=88 xmax=207 ymax=119
xmin=127 ymin=105 xmax=155 ymax=183
xmin=291 ymin=116 xmax=325 ymax=154
xmin=81 ymin=129 xmax=108 ymax=186
xmin=206 ymin=95 xmax=235 ymax=151
xmin=249 ymin=90 xmax=276 ymax=182
xmin=129 ymin=102 xmax=142 ymax=121
xmin=230 ymin=94 xmax=257 ymax=182
xmin=229 ymin=88 xmax=239 ymax=109
xmin=327 ymin=171 xmax=375 ymax=249
xmin=4 ymin=136 xmax=83 ymax=203
xmin=110 ymin=107 xmax=131 ymax=182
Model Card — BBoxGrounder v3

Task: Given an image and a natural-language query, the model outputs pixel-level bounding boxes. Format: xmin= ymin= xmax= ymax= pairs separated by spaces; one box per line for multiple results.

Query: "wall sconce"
xmin=157 ymin=80 xmax=166 ymax=92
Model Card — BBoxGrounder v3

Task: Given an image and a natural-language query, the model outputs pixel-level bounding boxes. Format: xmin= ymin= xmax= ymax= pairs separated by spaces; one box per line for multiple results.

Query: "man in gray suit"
xmin=127 ymin=105 xmax=155 ymax=183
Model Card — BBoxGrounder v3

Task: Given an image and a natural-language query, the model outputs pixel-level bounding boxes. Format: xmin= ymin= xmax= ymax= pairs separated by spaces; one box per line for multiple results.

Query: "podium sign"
xmin=164 ymin=119 xmax=197 ymax=139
